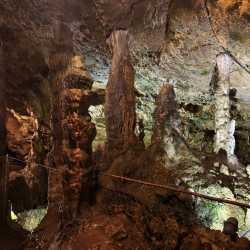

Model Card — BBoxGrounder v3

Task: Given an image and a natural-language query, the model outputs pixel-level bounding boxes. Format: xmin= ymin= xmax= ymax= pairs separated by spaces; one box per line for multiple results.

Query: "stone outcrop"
xmin=6 ymin=109 xmax=48 ymax=213
xmin=105 ymin=30 xmax=138 ymax=158
xmin=64 ymin=55 xmax=93 ymax=89
xmin=6 ymin=110 xmax=36 ymax=159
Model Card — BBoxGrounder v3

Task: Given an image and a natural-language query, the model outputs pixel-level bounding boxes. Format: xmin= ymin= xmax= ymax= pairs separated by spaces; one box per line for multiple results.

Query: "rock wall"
xmin=7 ymin=109 xmax=47 ymax=213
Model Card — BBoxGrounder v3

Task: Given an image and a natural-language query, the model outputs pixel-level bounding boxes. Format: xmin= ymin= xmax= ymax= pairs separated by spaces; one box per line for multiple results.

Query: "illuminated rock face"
xmin=218 ymin=0 xmax=250 ymax=16
xmin=212 ymin=53 xmax=240 ymax=167
xmin=213 ymin=53 xmax=233 ymax=154
xmin=6 ymin=109 xmax=48 ymax=213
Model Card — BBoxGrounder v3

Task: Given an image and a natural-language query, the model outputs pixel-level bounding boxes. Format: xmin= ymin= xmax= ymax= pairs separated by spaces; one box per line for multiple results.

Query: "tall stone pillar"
xmin=213 ymin=53 xmax=233 ymax=155
xmin=151 ymin=84 xmax=183 ymax=163
xmin=47 ymin=66 xmax=67 ymax=212
xmin=105 ymin=30 xmax=137 ymax=157
xmin=46 ymin=22 xmax=73 ymax=221
xmin=62 ymin=55 xmax=96 ymax=219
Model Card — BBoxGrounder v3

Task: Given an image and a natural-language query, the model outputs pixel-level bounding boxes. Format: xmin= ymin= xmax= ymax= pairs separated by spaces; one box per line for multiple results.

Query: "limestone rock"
xmin=64 ymin=55 xmax=93 ymax=89
xmin=105 ymin=30 xmax=138 ymax=157
xmin=6 ymin=109 xmax=37 ymax=159
xmin=6 ymin=109 xmax=47 ymax=213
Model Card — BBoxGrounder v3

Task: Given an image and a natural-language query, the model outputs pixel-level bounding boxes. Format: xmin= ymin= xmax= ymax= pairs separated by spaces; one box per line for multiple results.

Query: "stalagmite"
xmin=151 ymin=84 xmax=183 ymax=162
xmin=46 ymin=22 xmax=73 ymax=222
xmin=105 ymin=30 xmax=137 ymax=157
xmin=62 ymin=55 xmax=96 ymax=219
xmin=213 ymin=53 xmax=234 ymax=157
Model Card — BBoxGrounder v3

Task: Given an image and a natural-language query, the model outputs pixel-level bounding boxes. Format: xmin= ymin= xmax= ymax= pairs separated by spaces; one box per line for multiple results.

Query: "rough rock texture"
xmin=25 ymin=170 xmax=250 ymax=250
xmin=0 ymin=0 xmax=250 ymax=249
xmin=151 ymin=84 xmax=187 ymax=165
xmin=25 ymin=54 xmax=98 ymax=249
xmin=6 ymin=110 xmax=38 ymax=160
xmin=152 ymin=84 xmax=179 ymax=144
xmin=7 ymin=109 xmax=47 ymax=213
xmin=178 ymin=102 xmax=215 ymax=154
xmin=46 ymin=26 xmax=73 ymax=221
xmin=213 ymin=53 xmax=233 ymax=155
xmin=151 ymin=84 xmax=201 ymax=170
xmin=105 ymin=30 xmax=138 ymax=158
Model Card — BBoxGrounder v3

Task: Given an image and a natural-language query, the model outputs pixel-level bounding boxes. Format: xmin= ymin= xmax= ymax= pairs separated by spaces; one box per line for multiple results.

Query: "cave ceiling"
xmin=0 ymin=0 xmax=249 ymax=114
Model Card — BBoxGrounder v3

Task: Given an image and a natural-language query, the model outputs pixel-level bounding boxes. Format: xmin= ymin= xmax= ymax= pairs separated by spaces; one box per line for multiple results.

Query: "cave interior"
xmin=0 ymin=0 xmax=250 ymax=249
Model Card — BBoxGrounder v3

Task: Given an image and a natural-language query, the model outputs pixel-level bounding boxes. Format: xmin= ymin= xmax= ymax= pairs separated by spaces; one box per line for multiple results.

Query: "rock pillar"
xmin=62 ymin=55 xmax=96 ymax=219
xmin=105 ymin=30 xmax=137 ymax=157
xmin=46 ymin=22 xmax=73 ymax=220
xmin=151 ymin=84 xmax=183 ymax=162
xmin=213 ymin=53 xmax=233 ymax=155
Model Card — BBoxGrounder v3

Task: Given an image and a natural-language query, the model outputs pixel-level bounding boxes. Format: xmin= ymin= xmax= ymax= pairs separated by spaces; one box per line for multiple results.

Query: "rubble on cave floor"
xmin=24 ymin=179 xmax=250 ymax=250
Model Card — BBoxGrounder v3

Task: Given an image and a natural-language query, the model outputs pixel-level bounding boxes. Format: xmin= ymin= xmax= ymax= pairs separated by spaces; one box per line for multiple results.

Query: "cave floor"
xmin=0 ymin=225 xmax=26 ymax=250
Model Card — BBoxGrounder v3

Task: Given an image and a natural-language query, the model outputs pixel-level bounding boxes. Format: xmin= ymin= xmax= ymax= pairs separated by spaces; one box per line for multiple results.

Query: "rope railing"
xmin=7 ymin=155 xmax=58 ymax=172
xmin=3 ymin=155 xmax=250 ymax=209
xmin=102 ymin=173 xmax=250 ymax=209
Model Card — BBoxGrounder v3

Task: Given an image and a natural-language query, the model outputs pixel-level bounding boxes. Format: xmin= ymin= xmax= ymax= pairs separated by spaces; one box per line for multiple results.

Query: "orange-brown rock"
xmin=105 ymin=30 xmax=138 ymax=158
xmin=64 ymin=55 xmax=93 ymax=89
xmin=6 ymin=109 xmax=47 ymax=213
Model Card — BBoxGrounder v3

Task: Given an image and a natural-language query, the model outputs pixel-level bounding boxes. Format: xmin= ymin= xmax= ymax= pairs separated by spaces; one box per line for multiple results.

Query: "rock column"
xmin=47 ymin=54 xmax=69 ymax=220
xmin=105 ymin=30 xmax=137 ymax=157
xmin=62 ymin=55 xmax=96 ymax=219
xmin=46 ymin=22 xmax=73 ymax=221
xmin=151 ymin=84 xmax=183 ymax=162
xmin=213 ymin=53 xmax=233 ymax=155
